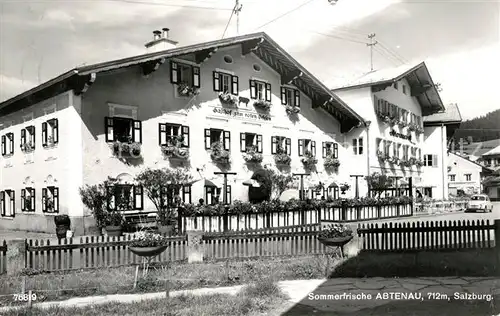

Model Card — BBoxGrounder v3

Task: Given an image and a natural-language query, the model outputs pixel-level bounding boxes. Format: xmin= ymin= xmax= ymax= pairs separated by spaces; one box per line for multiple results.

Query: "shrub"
xmin=248 ymin=169 xmax=272 ymax=203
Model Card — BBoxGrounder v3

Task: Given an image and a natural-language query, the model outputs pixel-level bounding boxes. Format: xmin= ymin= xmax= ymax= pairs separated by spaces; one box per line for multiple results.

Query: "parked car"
xmin=465 ymin=194 xmax=493 ymax=213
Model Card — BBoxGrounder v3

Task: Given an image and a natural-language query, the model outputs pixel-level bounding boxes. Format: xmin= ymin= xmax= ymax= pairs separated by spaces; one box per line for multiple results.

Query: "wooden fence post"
xmin=6 ymin=238 xmax=26 ymax=275
xmin=186 ymin=230 xmax=204 ymax=263
xmin=494 ymin=219 xmax=500 ymax=275
xmin=177 ymin=210 xmax=183 ymax=235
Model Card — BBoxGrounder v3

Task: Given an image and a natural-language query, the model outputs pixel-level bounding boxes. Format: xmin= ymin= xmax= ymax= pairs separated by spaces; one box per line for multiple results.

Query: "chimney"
xmin=145 ymin=28 xmax=178 ymax=53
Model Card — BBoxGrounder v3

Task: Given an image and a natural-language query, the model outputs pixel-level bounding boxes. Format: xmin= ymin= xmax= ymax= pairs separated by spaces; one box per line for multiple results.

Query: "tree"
xmin=135 ymin=168 xmax=193 ymax=225
xmin=248 ymin=169 xmax=273 ymax=203
xmin=265 ymin=167 xmax=294 ymax=200
xmin=365 ymin=172 xmax=392 ymax=198
xmin=79 ymin=177 xmax=118 ymax=229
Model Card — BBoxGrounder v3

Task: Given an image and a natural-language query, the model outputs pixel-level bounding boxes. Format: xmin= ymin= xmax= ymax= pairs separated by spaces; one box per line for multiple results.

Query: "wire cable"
xmin=254 ymin=0 xmax=316 ymax=30
xmin=221 ymin=4 xmax=237 ymax=39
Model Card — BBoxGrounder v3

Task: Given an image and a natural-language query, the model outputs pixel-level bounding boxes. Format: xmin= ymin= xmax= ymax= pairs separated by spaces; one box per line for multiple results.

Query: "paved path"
xmin=1 ymin=277 xmax=499 ymax=314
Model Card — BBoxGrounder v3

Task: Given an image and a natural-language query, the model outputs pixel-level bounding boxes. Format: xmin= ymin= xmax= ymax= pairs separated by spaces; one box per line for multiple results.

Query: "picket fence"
xmin=357 ymin=219 xmax=496 ymax=252
xmin=180 ymin=203 xmax=413 ymax=233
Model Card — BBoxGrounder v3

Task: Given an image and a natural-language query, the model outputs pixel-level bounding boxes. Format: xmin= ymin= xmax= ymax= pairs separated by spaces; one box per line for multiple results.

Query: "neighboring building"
xmin=0 ymin=31 xmax=366 ymax=234
xmin=479 ymin=145 xmax=500 ymax=201
xmin=481 ymin=145 xmax=500 ymax=170
xmin=460 ymin=139 xmax=500 ymax=157
xmin=447 ymin=152 xmax=485 ymax=196
xmin=332 ymin=62 xmax=446 ymax=198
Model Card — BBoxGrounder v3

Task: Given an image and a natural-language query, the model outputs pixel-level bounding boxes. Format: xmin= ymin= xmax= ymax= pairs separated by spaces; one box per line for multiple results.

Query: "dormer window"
xmin=280 ymin=87 xmax=300 ymax=107
xmin=170 ymin=61 xmax=200 ymax=97
xmin=249 ymin=79 xmax=271 ymax=101
xmin=1 ymin=132 xmax=14 ymax=156
xmin=20 ymin=126 xmax=35 ymax=152
xmin=298 ymin=139 xmax=316 ymax=157
xmin=42 ymin=118 xmax=59 ymax=148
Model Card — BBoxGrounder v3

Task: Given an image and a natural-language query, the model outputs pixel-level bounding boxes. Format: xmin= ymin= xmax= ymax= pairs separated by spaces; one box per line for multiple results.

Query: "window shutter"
xmin=1 ymin=135 xmax=5 ymax=156
xmin=53 ymin=187 xmax=59 ymax=212
xmin=298 ymin=139 xmax=304 ymax=156
xmin=280 ymin=87 xmax=287 ymax=105
xmin=159 ymin=123 xmax=166 ymax=145
xmin=20 ymin=129 xmax=26 ymax=147
xmin=21 ymin=189 xmax=26 ymax=211
xmin=105 ymin=117 xmax=114 ymax=142
xmin=322 ymin=142 xmax=327 ymax=158
xmin=53 ymin=119 xmax=59 ymax=144
xmin=30 ymin=189 xmax=35 ymax=212
xmin=181 ymin=126 xmax=190 ymax=147
xmin=286 ymin=138 xmax=291 ymax=155
xmin=294 ymin=90 xmax=300 ymax=107
xmin=256 ymin=135 xmax=262 ymax=153
xmin=106 ymin=186 xmax=115 ymax=211
xmin=133 ymin=120 xmax=142 ymax=143
xmin=42 ymin=188 xmax=47 ymax=212
xmin=432 ymin=155 xmax=438 ymax=168
xmin=311 ymin=141 xmax=316 ymax=157
xmin=42 ymin=122 xmax=48 ymax=147
xmin=9 ymin=191 xmax=14 ymax=216
xmin=204 ymin=129 xmax=211 ymax=149
xmin=271 ymin=136 xmax=277 ymax=154
xmin=31 ymin=127 xmax=35 ymax=148
xmin=265 ymin=83 xmax=272 ymax=102
xmin=8 ymin=133 xmax=13 ymax=154
xmin=240 ymin=133 xmax=246 ymax=152
xmin=213 ymin=71 xmax=220 ymax=91
xmin=249 ymin=80 xmax=256 ymax=99
xmin=223 ymin=131 xmax=231 ymax=151
xmin=0 ymin=191 xmax=4 ymax=216
xmin=192 ymin=66 xmax=200 ymax=88
xmin=170 ymin=61 xmax=179 ymax=84
xmin=226 ymin=185 xmax=232 ymax=204
xmin=334 ymin=143 xmax=339 ymax=158
xmin=231 ymin=75 xmax=239 ymax=95
xmin=133 ymin=185 xmax=144 ymax=210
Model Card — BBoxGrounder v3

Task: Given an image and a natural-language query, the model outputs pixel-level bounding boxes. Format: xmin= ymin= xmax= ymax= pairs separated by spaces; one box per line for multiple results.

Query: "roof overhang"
xmin=332 ymin=62 xmax=445 ymax=116
xmin=0 ymin=32 xmax=365 ymax=133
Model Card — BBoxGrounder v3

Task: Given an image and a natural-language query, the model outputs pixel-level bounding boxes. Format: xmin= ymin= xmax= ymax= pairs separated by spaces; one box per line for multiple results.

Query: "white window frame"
xmin=352 ymin=137 xmax=364 ymax=155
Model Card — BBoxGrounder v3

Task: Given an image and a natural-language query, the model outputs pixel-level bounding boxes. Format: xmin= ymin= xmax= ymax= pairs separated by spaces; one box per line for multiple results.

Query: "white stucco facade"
xmin=447 ymin=152 xmax=483 ymax=196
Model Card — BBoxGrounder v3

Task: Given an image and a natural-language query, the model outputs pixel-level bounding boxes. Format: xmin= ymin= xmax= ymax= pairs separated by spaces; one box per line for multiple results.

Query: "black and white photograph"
xmin=0 ymin=0 xmax=499 ymax=315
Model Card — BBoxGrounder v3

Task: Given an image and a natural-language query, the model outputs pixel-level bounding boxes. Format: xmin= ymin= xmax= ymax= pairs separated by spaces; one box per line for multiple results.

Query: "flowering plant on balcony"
xmin=253 ymin=99 xmax=272 ymax=111
xmin=377 ymin=150 xmax=387 ymax=161
xmin=324 ymin=156 xmax=340 ymax=169
xmin=218 ymin=91 xmax=239 ymax=106
xmin=273 ymin=146 xmax=291 ymax=166
xmin=210 ymin=141 xmax=230 ymax=165
xmin=408 ymin=123 xmax=417 ymax=132
xmin=177 ymin=82 xmax=199 ymax=97
xmin=21 ymin=141 xmax=35 ymax=152
xmin=301 ymin=150 xmax=318 ymax=168
xmin=415 ymin=159 xmax=424 ymax=167
xmin=46 ymin=135 xmax=56 ymax=147
xmin=340 ymin=183 xmax=350 ymax=194
xmin=129 ymin=231 xmax=171 ymax=247
xmin=415 ymin=126 xmax=424 ymax=134
xmin=161 ymin=135 xmax=189 ymax=159
xmin=46 ymin=195 xmax=55 ymax=212
xmin=112 ymin=136 xmax=141 ymax=157
xmin=242 ymin=145 xmax=263 ymax=163
xmin=285 ymin=105 xmax=300 ymax=114
xmin=401 ymin=159 xmax=413 ymax=167
xmin=398 ymin=120 xmax=407 ymax=128
xmin=387 ymin=156 xmax=400 ymax=165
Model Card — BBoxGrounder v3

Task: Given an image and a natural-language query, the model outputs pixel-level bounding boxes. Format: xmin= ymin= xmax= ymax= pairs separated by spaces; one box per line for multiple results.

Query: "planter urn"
xmin=129 ymin=246 xmax=168 ymax=257
xmin=318 ymin=235 xmax=353 ymax=247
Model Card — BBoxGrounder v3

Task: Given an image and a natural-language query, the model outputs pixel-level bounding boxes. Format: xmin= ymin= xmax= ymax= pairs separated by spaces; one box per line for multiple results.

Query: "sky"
xmin=0 ymin=0 xmax=498 ymax=120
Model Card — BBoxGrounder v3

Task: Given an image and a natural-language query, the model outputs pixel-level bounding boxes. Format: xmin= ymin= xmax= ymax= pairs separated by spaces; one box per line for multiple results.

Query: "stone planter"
xmin=157 ymin=225 xmax=174 ymax=236
xmin=129 ymin=246 xmax=168 ymax=257
xmin=105 ymin=225 xmax=122 ymax=237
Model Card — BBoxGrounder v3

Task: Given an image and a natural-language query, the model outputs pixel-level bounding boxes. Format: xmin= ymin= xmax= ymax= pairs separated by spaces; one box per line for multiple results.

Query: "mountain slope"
xmin=453 ymin=109 xmax=500 ymax=142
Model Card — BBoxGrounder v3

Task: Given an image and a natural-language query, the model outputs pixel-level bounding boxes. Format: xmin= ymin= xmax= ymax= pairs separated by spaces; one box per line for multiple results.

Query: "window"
xmin=106 ymin=184 xmax=143 ymax=211
xmin=1 ymin=132 xmax=14 ymax=156
xmin=42 ymin=186 xmax=59 ymax=213
xmin=449 ymin=175 xmax=456 ymax=182
xmin=400 ymin=109 xmax=407 ymax=124
xmin=423 ymin=187 xmax=433 ymax=198
xmin=271 ymin=136 xmax=291 ymax=155
xmin=253 ymin=64 xmax=261 ymax=72
xmin=159 ymin=123 xmax=189 ymax=147
xmin=0 ymin=190 xmax=15 ymax=218
xmin=298 ymin=139 xmax=316 ymax=157
xmin=393 ymin=82 xmax=398 ymax=90
xmin=465 ymin=174 xmax=472 ymax=181
xmin=170 ymin=61 xmax=200 ymax=88
xmin=105 ymin=117 xmax=142 ymax=143
xmin=161 ymin=185 xmax=192 ymax=206
xmin=204 ymin=129 xmax=230 ymax=151
xmin=249 ymin=79 xmax=271 ymax=101
xmin=280 ymin=87 xmax=300 ymax=107
xmin=322 ymin=142 xmax=338 ymax=158
xmin=384 ymin=140 xmax=391 ymax=156
xmin=424 ymin=154 xmax=438 ymax=167
xmin=352 ymin=138 xmax=364 ymax=155
xmin=223 ymin=55 xmax=233 ymax=64
xmin=20 ymin=126 xmax=35 ymax=152
xmin=21 ymin=187 xmax=35 ymax=212
xmin=205 ymin=185 xmax=231 ymax=205
xmin=42 ymin=118 xmax=59 ymax=148
xmin=402 ymin=145 xmax=409 ymax=160
xmin=402 ymin=85 xmax=407 ymax=95
xmin=213 ymin=71 xmax=238 ymax=95
xmin=240 ymin=133 xmax=262 ymax=153
xmin=374 ymin=97 xmax=390 ymax=116
xmin=327 ymin=187 xmax=340 ymax=200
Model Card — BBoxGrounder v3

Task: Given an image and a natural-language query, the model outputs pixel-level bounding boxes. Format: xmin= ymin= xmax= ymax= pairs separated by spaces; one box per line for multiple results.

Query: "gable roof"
xmin=483 ymin=144 xmax=500 ymax=156
xmin=0 ymin=32 xmax=365 ymax=133
xmin=331 ymin=62 xmax=445 ymax=116
xmin=449 ymin=152 xmax=487 ymax=170
xmin=424 ymin=103 xmax=462 ymax=125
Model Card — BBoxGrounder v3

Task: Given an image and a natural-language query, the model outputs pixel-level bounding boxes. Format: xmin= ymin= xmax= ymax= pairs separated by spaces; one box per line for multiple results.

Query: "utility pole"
xmin=235 ymin=0 xmax=243 ymax=35
xmin=367 ymin=33 xmax=378 ymax=72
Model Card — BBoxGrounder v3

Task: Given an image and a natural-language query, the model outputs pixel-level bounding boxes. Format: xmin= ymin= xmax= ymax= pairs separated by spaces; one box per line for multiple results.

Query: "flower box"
xmin=177 ymin=82 xmax=199 ymax=97
xmin=21 ymin=142 xmax=35 ymax=153
xmin=376 ymin=151 xmax=386 ymax=161
xmin=253 ymin=99 xmax=272 ymax=111
xmin=210 ymin=142 xmax=230 ymax=165
xmin=324 ymin=156 xmax=340 ymax=169
xmin=398 ymin=121 xmax=407 ymax=128
xmin=408 ymin=124 xmax=417 ymax=132
xmin=161 ymin=145 xmax=189 ymax=159
xmin=415 ymin=126 xmax=424 ymax=134
xmin=112 ymin=141 xmax=141 ymax=157
xmin=243 ymin=147 xmax=263 ymax=163
xmin=301 ymin=151 xmax=317 ymax=168
xmin=285 ymin=105 xmax=300 ymax=114
xmin=218 ymin=92 xmax=239 ymax=106
xmin=274 ymin=153 xmax=291 ymax=165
